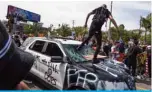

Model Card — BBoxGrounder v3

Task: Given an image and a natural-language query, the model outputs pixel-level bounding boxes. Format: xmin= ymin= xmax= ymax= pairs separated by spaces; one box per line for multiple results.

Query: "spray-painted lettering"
xmin=67 ymin=68 xmax=98 ymax=87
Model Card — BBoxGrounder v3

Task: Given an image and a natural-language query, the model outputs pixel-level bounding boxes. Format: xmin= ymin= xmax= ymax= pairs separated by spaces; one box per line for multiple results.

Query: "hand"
xmin=84 ymin=24 xmax=87 ymax=28
xmin=16 ymin=81 xmax=30 ymax=90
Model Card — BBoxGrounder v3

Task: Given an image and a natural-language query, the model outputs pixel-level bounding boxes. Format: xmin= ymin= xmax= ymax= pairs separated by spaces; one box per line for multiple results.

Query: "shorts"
xmin=89 ymin=20 xmax=104 ymax=36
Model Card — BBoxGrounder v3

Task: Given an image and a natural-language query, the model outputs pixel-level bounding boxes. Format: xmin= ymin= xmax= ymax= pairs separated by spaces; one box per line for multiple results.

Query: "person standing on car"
xmin=77 ymin=4 xmax=119 ymax=63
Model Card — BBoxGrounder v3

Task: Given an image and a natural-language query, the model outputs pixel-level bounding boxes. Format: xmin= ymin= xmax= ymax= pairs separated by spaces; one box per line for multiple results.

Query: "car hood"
xmin=77 ymin=62 xmax=125 ymax=81
xmin=102 ymin=59 xmax=130 ymax=74
xmin=76 ymin=62 xmax=135 ymax=90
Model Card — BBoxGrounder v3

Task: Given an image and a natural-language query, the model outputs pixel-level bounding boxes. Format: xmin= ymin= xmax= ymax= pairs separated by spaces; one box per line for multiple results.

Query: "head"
xmin=109 ymin=40 xmax=114 ymax=44
xmin=102 ymin=4 xmax=107 ymax=9
xmin=133 ymin=39 xmax=139 ymax=46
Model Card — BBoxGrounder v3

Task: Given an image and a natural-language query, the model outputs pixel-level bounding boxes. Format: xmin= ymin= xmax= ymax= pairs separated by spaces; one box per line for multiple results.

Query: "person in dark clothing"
xmin=22 ymin=34 xmax=28 ymax=42
xmin=103 ymin=44 xmax=110 ymax=56
xmin=127 ymin=40 xmax=142 ymax=76
xmin=0 ymin=21 xmax=34 ymax=89
xmin=119 ymin=42 xmax=125 ymax=53
xmin=14 ymin=35 xmax=21 ymax=47
xmin=108 ymin=42 xmax=113 ymax=52
xmin=77 ymin=4 xmax=119 ymax=63
xmin=147 ymin=47 xmax=151 ymax=78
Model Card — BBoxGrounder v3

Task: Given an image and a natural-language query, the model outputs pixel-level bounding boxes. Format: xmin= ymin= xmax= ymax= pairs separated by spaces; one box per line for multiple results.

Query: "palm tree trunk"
xmin=144 ymin=29 xmax=147 ymax=44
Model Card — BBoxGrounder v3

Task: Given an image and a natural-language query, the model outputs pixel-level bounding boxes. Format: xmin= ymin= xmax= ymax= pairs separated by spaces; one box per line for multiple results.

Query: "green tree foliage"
xmin=51 ymin=25 xmax=88 ymax=38
xmin=73 ymin=26 xmax=88 ymax=37
xmin=23 ymin=24 xmax=33 ymax=34
xmin=23 ymin=14 xmax=151 ymax=45
xmin=107 ymin=24 xmax=146 ymax=44
xmin=55 ymin=24 xmax=71 ymax=37
xmin=23 ymin=23 xmax=42 ymax=35
xmin=140 ymin=13 xmax=151 ymax=43
xmin=109 ymin=26 xmax=119 ymax=41
xmin=102 ymin=31 xmax=108 ymax=41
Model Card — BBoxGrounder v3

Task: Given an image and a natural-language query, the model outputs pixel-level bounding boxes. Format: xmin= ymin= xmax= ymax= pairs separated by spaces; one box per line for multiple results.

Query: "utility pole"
xmin=72 ymin=20 xmax=75 ymax=39
xmin=108 ymin=1 xmax=113 ymax=40
xmin=72 ymin=20 xmax=75 ymax=28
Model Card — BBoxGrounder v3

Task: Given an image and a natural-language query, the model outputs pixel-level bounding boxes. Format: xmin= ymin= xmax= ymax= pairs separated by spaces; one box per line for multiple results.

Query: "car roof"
xmin=25 ymin=37 xmax=82 ymax=45
xmin=54 ymin=39 xmax=82 ymax=45
xmin=28 ymin=37 xmax=47 ymax=40
xmin=22 ymin=37 xmax=47 ymax=47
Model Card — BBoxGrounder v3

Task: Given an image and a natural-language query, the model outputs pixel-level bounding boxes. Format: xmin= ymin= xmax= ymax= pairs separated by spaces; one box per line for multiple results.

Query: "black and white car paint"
xmin=20 ymin=37 xmax=136 ymax=90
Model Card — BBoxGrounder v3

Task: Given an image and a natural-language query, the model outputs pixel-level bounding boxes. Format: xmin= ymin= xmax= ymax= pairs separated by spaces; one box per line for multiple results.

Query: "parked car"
xmin=20 ymin=37 xmax=136 ymax=90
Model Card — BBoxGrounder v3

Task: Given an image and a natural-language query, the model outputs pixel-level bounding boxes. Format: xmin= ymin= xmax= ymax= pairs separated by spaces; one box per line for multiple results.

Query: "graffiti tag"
xmin=44 ymin=62 xmax=59 ymax=85
xmin=44 ymin=68 xmax=57 ymax=85
xmin=67 ymin=69 xmax=98 ymax=88
xmin=48 ymin=62 xmax=59 ymax=74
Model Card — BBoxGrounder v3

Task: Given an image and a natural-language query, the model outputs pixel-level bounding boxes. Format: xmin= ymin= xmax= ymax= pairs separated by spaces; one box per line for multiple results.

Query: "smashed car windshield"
xmin=63 ymin=44 xmax=95 ymax=62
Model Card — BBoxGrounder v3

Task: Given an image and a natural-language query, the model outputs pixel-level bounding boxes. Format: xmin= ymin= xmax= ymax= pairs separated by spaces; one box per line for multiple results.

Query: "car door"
xmin=27 ymin=40 xmax=46 ymax=77
xmin=39 ymin=42 xmax=68 ymax=90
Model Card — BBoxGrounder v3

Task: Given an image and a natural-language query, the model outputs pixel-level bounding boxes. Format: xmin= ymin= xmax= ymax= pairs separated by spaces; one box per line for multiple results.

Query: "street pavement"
xmin=136 ymin=78 xmax=151 ymax=90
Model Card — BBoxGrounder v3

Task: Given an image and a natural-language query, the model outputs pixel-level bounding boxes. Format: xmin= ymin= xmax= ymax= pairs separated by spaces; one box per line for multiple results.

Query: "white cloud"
xmin=0 ymin=1 xmax=151 ymax=30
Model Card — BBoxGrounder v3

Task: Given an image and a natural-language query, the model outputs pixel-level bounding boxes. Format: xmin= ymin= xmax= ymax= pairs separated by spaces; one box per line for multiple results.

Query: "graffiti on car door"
xmin=44 ymin=62 xmax=59 ymax=85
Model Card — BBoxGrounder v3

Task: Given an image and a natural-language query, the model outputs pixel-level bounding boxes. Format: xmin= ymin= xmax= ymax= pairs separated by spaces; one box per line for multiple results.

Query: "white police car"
xmin=21 ymin=37 xmax=135 ymax=90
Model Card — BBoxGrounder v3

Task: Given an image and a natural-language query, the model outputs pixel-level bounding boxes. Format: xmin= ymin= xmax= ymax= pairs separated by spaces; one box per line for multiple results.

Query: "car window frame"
xmin=29 ymin=40 xmax=46 ymax=54
xmin=43 ymin=41 xmax=64 ymax=58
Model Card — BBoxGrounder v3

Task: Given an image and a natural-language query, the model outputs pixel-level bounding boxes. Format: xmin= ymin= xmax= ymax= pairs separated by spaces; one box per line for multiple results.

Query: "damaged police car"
xmin=21 ymin=37 xmax=136 ymax=90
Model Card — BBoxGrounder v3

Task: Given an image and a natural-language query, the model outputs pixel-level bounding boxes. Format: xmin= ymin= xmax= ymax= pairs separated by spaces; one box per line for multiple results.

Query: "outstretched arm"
xmin=109 ymin=15 xmax=121 ymax=37
xmin=109 ymin=15 xmax=119 ymax=30
xmin=84 ymin=12 xmax=94 ymax=27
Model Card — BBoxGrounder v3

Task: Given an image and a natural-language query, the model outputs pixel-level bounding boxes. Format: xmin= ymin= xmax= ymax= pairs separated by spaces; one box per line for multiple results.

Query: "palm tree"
xmin=55 ymin=24 xmax=71 ymax=37
xmin=140 ymin=13 xmax=151 ymax=44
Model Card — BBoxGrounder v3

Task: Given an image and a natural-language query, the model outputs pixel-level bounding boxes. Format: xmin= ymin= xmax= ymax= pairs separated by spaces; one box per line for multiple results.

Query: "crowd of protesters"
xmin=75 ymin=35 xmax=151 ymax=79
xmin=11 ymin=33 xmax=28 ymax=47
xmin=88 ymin=37 xmax=151 ymax=79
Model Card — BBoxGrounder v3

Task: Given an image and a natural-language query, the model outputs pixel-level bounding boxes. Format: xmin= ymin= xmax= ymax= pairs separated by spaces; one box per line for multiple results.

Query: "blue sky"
xmin=0 ymin=1 xmax=151 ymax=30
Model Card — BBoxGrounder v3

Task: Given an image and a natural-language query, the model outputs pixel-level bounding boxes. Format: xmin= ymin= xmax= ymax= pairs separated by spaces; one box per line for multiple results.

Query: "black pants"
xmin=148 ymin=56 xmax=151 ymax=78
xmin=79 ymin=20 xmax=104 ymax=60
xmin=128 ymin=58 xmax=137 ymax=76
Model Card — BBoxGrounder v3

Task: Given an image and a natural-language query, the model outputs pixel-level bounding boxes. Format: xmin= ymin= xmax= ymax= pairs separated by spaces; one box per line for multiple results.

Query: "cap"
xmin=0 ymin=21 xmax=34 ymax=89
